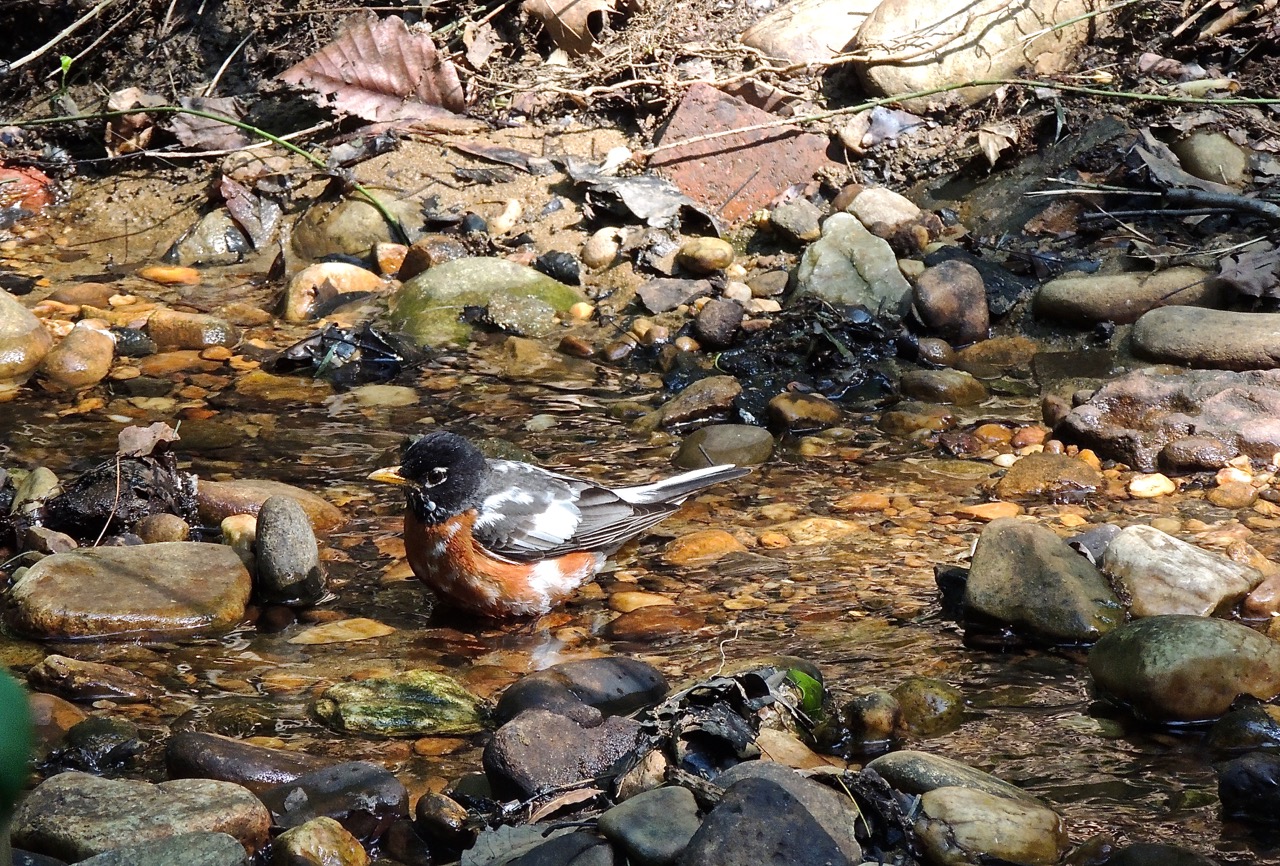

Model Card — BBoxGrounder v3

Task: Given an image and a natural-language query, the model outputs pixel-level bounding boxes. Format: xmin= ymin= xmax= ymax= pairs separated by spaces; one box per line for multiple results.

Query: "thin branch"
xmin=7 ymin=0 xmax=120 ymax=72
xmin=43 ymin=5 xmax=138 ymax=79
xmin=202 ymin=31 xmax=255 ymax=98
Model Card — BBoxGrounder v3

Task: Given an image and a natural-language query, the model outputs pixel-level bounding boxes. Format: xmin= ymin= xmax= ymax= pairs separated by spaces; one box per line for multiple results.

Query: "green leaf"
xmin=786 ymin=669 xmax=824 ymax=715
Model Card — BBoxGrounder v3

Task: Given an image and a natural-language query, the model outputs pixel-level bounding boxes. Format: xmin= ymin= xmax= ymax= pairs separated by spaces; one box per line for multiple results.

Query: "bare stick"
xmin=202 ymin=32 xmax=255 ymax=97
xmin=8 ymin=0 xmax=119 ymax=72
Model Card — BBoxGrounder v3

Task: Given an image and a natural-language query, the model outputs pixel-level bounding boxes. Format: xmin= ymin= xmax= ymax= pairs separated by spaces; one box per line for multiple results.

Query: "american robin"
xmin=369 ymin=431 xmax=749 ymax=617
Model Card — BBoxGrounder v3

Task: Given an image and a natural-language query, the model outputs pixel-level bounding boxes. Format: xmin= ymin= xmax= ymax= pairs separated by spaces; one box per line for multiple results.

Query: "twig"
xmin=92 ymin=455 xmax=123 ymax=547
xmin=7 ymin=0 xmax=119 ymax=72
xmin=157 ymin=0 xmax=180 ymax=39
xmin=135 ymin=120 xmax=336 ymax=159
xmin=202 ymin=31 xmax=255 ymax=98
xmin=43 ymin=5 xmax=138 ymax=79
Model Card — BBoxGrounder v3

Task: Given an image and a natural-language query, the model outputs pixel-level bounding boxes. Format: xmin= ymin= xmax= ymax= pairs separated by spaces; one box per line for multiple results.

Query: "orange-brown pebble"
xmin=663 ymin=529 xmax=747 ymax=565
xmin=973 ymin=423 xmax=1013 ymax=445
xmin=413 ymin=737 xmax=468 ymax=757
xmin=1010 ymin=426 xmax=1048 ymax=448
xmin=1076 ymin=449 xmax=1102 ymax=471
xmin=200 ymin=346 xmax=233 ymax=361
xmin=608 ymin=591 xmax=675 ymax=613
xmin=1043 ymin=439 xmax=1065 ymax=454
xmin=1209 ymin=481 xmax=1259 ymax=509
xmin=138 ymin=265 xmax=200 ymax=285
xmin=757 ymin=531 xmax=791 ymax=549
xmin=832 ymin=492 xmax=893 ymax=513
xmin=374 ymin=242 xmax=409 ymax=275
xmin=955 ymin=501 xmax=1023 ymax=521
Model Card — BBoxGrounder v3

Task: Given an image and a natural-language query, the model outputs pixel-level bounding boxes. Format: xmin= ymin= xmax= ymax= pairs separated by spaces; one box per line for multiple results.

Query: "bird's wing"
xmin=471 ymin=460 xmax=675 ymax=562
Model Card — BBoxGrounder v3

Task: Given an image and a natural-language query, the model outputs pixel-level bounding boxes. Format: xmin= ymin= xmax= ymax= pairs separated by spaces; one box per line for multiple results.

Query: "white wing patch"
xmin=523 ymin=496 xmax=582 ymax=544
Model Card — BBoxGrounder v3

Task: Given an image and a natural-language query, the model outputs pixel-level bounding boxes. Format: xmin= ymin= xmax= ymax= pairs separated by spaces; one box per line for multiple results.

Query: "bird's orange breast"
xmin=404 ymin=510 xmax=604 ymax=617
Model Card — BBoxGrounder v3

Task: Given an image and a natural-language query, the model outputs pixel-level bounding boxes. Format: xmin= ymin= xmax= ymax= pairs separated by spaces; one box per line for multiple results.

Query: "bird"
xmin=368 ymin=431 xmax=750 ymax=618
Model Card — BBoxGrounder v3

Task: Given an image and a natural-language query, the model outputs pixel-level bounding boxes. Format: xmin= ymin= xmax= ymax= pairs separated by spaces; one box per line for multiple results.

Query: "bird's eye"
xmin=426 ymin=466 xmax=448 ymax=486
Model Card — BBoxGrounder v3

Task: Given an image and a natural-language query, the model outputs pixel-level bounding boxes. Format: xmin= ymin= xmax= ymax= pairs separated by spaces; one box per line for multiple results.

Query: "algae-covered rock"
xmin=388 ymin=257 xmax=586 ymax=347
xmin=314 ymin=671 xmax=486 ymax=737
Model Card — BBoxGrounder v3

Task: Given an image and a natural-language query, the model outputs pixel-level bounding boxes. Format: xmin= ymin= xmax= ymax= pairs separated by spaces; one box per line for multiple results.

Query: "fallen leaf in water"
xmin=288 ymin=617 xmax=396 ymax=644
xmin=219 ymin=176 xmax=281 ymax=249
xmin=278 ymin=13 xmax=465 ymax=123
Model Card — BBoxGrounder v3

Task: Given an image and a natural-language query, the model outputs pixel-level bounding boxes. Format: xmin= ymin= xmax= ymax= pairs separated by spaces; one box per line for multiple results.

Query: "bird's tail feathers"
xmin=615 ymin=464 xmax=750 ymax=505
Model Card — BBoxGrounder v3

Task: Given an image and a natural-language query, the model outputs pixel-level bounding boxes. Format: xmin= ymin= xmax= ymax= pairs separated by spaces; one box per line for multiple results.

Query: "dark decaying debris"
xmin=269 ymin=323 xmax=424 ymax=386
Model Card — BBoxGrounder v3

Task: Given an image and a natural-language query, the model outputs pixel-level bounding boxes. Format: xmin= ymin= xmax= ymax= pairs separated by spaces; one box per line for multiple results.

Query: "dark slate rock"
xmin=43 ymin=717 xmax=141 ymax=775
xmin=597 ymin=786 xmax=700 ymax=866
xmin=1108 ymin=843 xmax=1222 ymax=866
xmin=713 ymin=762 xmax=861 ymax=862
xmin=12 ymin=852 xmax=69 ymax=866
xmin=165 ymin=731 xmax=336 ymax=794
xmin=508 ymin=831 xmax=614 ymax=866
xmin=694 ymin=299 xmax=744 ymax=349
xmin=1218 ymin=751 xmax=1280 ymax=824
xmin=482 ymin=710 xmax=645 ymax=800
xmin=678 ymin=777 xmax=852 ymax=866
xmin=254 ymin=495 xmax=326 ymax=605
xmin=495 ymin=658 xmax=668 ymax=724
xmin=259 ymin=761 xmax=408 ymax=843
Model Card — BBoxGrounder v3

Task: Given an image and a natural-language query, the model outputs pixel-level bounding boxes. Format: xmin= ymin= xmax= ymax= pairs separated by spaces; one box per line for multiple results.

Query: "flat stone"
xmin=598 ymin=786 xmax=700 ymax=865
xmin=795 ymin=213 xmax=913 ymax=323
xmin=496 ymin=658 xmax=668 ymax=725
xmin=650 ymin=83 xmax=837 ymax=226
xmin=196 ymin=478 xmax=345 ymax=533
xmin=866 ymin=750 xmax=1040 ymax=802
xmin=165 ymin=731 xmax=336 ymax=795
xmin=8 ymin=543 xmax=251 ymax=640
xmin=75 ymin=833 xmax=249 ymax=866
xmin=314 ymin=671 xmax=485 ymax=737
xmin=636 ymin=376 xmax=742 ymax=432
xmin=673 ymin=425 xmax=775 ymax=468
xmin=1134 ymin=306 xmax=1280 ymax=369
xmin=899 ymin=369 xmax=988 ymax=405
xmin=1103 ymin=524 xmax=1263 ymax=617
xmin=916 ymin=787 xmax=1067 ymax=866
xmin=994 ymin=452 xmax=1103 ymax=500
xmin=714 ymin=762 xmax=862 ymax=862
xmin=739 ymin=0 xmax=878 ymax=63
xmin=1035 ymin=267 xmax=1222 ymax=326
xmin=259 ymin=761 xmax=408 ymax=843
xmin=483 ymin=709 xmax=645 ymax=799
xmin=11 ymin=772 xmax=269 ymax=862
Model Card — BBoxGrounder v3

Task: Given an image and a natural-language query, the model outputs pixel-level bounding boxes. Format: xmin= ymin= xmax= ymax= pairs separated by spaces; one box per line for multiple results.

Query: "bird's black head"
xmin=393 ymin=431 xmax=489 ymax=524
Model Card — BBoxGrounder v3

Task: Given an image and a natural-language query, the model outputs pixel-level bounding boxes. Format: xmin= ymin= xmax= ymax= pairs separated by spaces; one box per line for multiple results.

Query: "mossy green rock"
xmin=388 ymin=257 xmax=585 ymax=347
xmin=314 ymin=671 xmax=486 ymax=737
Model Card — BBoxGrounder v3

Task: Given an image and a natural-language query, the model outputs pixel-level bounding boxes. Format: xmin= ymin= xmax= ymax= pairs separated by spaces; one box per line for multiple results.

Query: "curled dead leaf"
xmin=105 ymin=87 xmax=165 ymax=156
xmin=278 ymin=13 xmax=465 ymax=122
xmin=977 ymin=122 xmax=1018 ymax=167
xmin=523 ymin=0 xmax=636 ymax=56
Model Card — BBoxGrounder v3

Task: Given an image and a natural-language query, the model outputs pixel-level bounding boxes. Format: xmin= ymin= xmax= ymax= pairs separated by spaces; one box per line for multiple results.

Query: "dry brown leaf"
xmin=464 ymin=21 xmax=501 ymax=69
xmin=170 ymin=96 xmax=253 ymax=152
xmin=527 ymin=787 xmax=603 ymax=822
xmin=105 ymin=87 xmax=166 ymax=156
xmin=117 ymin=421 xmax=180 ymax=457
xmin=278 ymin=13 xmax=465 ymax=122
xmin=977 ymin=122 xmax=1018 ymax=166
xmin=523 ymin=0 xmax=621 ymax=56
xmin=1219 ymin=243 xmax=1280 ymax=299
xmin=219 ymin=175 xmax=281 ymax=249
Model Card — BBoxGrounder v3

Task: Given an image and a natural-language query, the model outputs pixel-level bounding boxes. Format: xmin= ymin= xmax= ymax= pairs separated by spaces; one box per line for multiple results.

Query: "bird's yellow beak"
xmin=368 ymin=466 xmax=410 ymax=486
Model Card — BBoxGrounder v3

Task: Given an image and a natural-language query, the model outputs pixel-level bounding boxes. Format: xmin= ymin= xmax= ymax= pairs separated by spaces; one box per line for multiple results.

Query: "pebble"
xmin=916 ymin=787 xmax=1067 ymax=866
xmin=597 ymin=786 xmax=700 ymax=865
xmin=0 ymin=289 xmax=53 ymax=386
xmin=694 ymin=298 xmax=744 ymax=348
xmin=912 ymin=260 xmax=989 ymax=345
xmin=147 ymin=310 xmax=239 ymax=351
xmin=581 ymin=228 xmax=622 ymax=269
xmin=134 ymin=513 xmax=191 ymax=543
xmin=138 ymin=265 xmax=200 ymax=285
xmin=313 ymin=671 xmax=485 ymax=737
xmin=663 ymin=530 xmax=747 ymax=565
xmin=770 ymin=198 xmax=823 ymax=243
xmin=604 ymin=606 xmax=707 ymax=641
xmin=255 ymin=495 xmax=326 ymax=605
xmin=1129 ymin=473 xmax=1176 ymax=498
xmin=495 ymin=657 xmax=669 ymax=725
xmin=273 ymin=817 xmax=369 ymax=866
xmin=673 ymin=424 xmax=774 ymax=468
xmin=766 ymin=392 xmax=842 ymax=432
xmin=900 ymin=369 xmax=988 ymax=405
xmin=26 ymin=655 xmax=161 ymax=703
xmin=482 ymin=709 xmax=644 ymax=799
xmin=677 ymin=237 xmax=735 ymax=274
xmin=37 ymin=322 xmax=115 ymax=391
xmin=197 ymin=479 xmax=345 ymax=533
xmin=414 ymin=792 xmax=473 ymax=851
xmin=281 ymin=263 xmax=388 ymax=323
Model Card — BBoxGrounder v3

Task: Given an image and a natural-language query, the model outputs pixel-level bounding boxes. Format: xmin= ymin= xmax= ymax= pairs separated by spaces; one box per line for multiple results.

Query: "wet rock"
xmin=314 ymin=670 xmax=485 ymax=737
xmin=820 ymin=688 xmax=904 ymax=754
xmin=604 ymin=606 xmax=707 ymax=641
xmin=0 ymin=289 xmax=53 ymax=386
xmin=878 ymin=402 xmax=956 ymax=435
xmin=508 ymin=831 xmax=613 ymax=866
xmin=851 ymin=0 xmax=1091 ymax=111
xmin=1173 ymin=131 xmax=1250 ymax=187
xmin=955 ymin=335 xmax=1039 ymax=374
xmin=413 ymin=792 xmax=473 ymax=852
xmin=483 ymin=709 xmax=645 ymax=799
xmin=597 ymin=785 xmax=699 ymax=865
xmin=196 ymin=479 xmax=345 ymax=533
xmin=1205 ymin=705 xmax=1280 ymax=754
xmin=636 ymin=376 xmax=742 ymax=432
xmin=1134 ymin=306 xmax=1280 ymax=370
xmin=23 ymin=526 xmax=76 ymax=554
xmin=1218 ymin=751 xmax=1280 ymax=823
xmin=281 ymin=262 xmax=389 ymax=323
xmin=26 ymin=655 xmax=161 ymax=703
xmin=747 ymin=270 xmax=789 ymax=297
xmin=966 ymin=518 xmax=1122 ymax=645
xmin=388 ymin=258 xmax=584 ymax=347
xmin=135 ymin=513 xmax=191 ymax=543
xmin=8 ymin=543 xmax=251 ymax=640
xmin=291 ymin=197 xmax=423 ymax=261
xmin=916 ymin=787 xmax=1067 ymax=866
xmin=259 ymin=762 xmax=408 ymax=843
xmin=486 ymin=293 xmax=560 ymax=338
xmin=770 ymin=198 xmax=823 ymax=243
xmin=48 ymin=282 xmax=116 ymax=307
xmin=650 ymin=83 xmax=836 ymax=225
xmin=1102 ymin=524 xmax=1263 ymax=617
xmin=37 ymin=322 xmax=115 ymax=391
xmin=1160 ymin=435 xmax=1240 ymax=472
xmin=720 ymin=762 xmax=862 ymax=859
xmin=637 ymin=278 xmax=713 ymax=314
xmin=916 ymin=336 xmax=957 ymax=367
xmin=994 ymin=452 xmax=1103 ymax=500
xmin=11 ymin=772 xmax=269 ymax=861
xmin=44 ymin=717 xmax=142 ymax=775
xmin=899 ymin=369 xmax=988 ymax=405
xmin=795 ymin=213 xmax=912 ymax=322
xmin=1035 ymin=267 xmax=1222 ymax=326
xmin=1108 ymin=843 xmax=1223 ymax=866
xmin=165 ymin=732 xmax=336 ymax=795
xmin=891 ymin=676 xmax=965 ymax=736
xmin=679 ymin=776 xmax=855 ymax=866
xmin=1055 ymin=367 xmax=1280 ymax=471
xmin=398 ymin=234 xmax=471 ymax=280
xmin=288 ymin=618 xmax=395 ymax=645
xmin=1088 ymin=615 xmax=1280 ymax=722
xmin=166 ymin=209 xmax=251 ymax=266
xmin=663 ymin=530 xmax=747 ymax=565
xmin=913 ymin=260 xmax=988 ymax=345
xmin=766 ymin=392 xmax=841 ymax=432
xmin=146 ymin=310 xmax=239 ymax=351
xmin=739 ymin=0 xmax=876 ymax=63
xmin=76 ymin=832 xmax=249 ymax=866
xmin=1208 ymin=480 xmax=1257 ymax=508
xmin=27 ymin=692 xmax=88 ymax=756
xmin=673 ymin=424 xmax=774 ymax=468
xmin=495 ymin=657 xmax=668 ymax=725
xmin=678 ymin=237 xmax=734 ymax=274
xmin=272 ymin=817 xmax=369 ymax=866
xmin=255 ymin=495 xmax=326 ymax=605
xmin=866 ymin=750 xmax=1039 ymax=802
xmin=694 ymin=298 xmax=743 ymax=348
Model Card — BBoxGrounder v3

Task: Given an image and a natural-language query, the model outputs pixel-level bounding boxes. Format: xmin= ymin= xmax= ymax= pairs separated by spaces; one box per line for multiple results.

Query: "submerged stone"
xmin=314 ymin=671 xmax=485 ymax=737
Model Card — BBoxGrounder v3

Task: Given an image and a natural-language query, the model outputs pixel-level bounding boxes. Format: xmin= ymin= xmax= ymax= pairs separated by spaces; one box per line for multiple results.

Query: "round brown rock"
xmin=900 ymin=369 xmax=988 ymax=405
xmin=913 ymin=260 xmax=988 ymax=345
xmin=766 ymin=392 xmax=842 ymax=432
xmin=37 ymin=323 xmax=115 ymax=391
xmin=197 ymin=479 xmax=345 ymax=533
xmin=678 ymin=237 xmax=735 ymax=274
xmin=0 ymin=289 xmax=53 ymax=386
